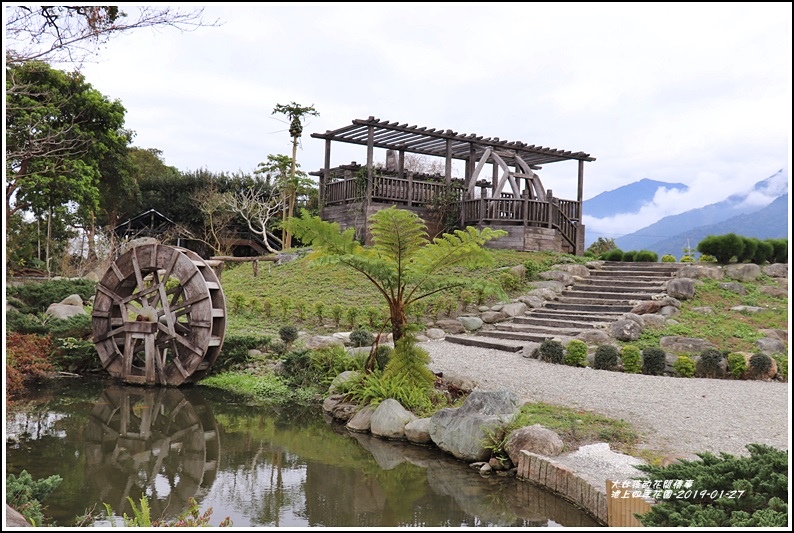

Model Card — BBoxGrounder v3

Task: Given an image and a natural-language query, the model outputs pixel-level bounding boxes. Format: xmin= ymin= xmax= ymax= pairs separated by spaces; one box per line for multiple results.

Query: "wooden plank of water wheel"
xmin=92 ymin=244 xmax=226 ymax=386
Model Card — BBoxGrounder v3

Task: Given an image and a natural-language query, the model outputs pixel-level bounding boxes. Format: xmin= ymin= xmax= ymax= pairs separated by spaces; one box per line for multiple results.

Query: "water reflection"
xmin=5 ymin=378 xmax=600 ymax=527
xmin=83 ymin=385 xmax=219 ymax=520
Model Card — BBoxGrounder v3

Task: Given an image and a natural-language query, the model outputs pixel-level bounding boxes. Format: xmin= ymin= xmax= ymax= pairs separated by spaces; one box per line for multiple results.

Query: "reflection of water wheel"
xmin=92 ymin=244 xmax=226 ymax=386
xmin=84 ymin=385 xmax=220 ymax=520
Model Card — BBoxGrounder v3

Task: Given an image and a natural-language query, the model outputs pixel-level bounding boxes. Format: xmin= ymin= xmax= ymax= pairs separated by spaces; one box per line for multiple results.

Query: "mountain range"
xmin=582 ymin=168 xmax=789 ymax=258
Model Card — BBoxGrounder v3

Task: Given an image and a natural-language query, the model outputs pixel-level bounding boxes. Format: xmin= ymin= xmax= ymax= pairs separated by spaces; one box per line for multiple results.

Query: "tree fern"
xmin=382 ymin=334 xmax=436 ymax=391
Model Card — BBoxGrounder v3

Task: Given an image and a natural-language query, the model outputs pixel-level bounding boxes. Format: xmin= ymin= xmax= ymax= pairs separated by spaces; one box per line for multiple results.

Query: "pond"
xmin=5 ymin=376 xmax=601 ymax=527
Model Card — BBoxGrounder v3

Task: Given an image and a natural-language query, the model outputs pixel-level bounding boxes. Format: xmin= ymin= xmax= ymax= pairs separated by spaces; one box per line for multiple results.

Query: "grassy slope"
xmin=220 ymin=250 xmax=788 ymax=354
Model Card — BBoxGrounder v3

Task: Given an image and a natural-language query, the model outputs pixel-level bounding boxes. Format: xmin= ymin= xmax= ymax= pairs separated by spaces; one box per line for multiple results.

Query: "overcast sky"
xmin=28 ymin=3 xmax=794 ymax=237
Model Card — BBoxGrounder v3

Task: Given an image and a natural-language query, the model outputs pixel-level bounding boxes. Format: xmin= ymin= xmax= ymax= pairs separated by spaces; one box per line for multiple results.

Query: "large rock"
xmin=723 ymin=263 xmax=761 ymax=282
xmin=500 ymin=302 xmax=528 ymax=317
xmin=759 ymin=286 xmax=787 ymax=298
xmin=304 ymin=335 xmax=345 ymax=350
xmin=45 ymin=295 xmax=87 ymax=320
xmin=762 ymin=263 xmax=788 ymax=278
xmin=503 ymin=425 xmax=564 ymax=465
xmin=425 ymin=327 xmax=446 ymax=340
xmin=666 ymin=278 xmax=696 ymax=300
xmin=575 ymin=330 xmax=611 ymax=345
xmin=630 ymin=300 xmax=664 ymax=315
xmin=525 ymin=287 xmax=558 ymax=301
xmin=677 ymin=265 xmax=724 ymax=280
xmin=457 ymin=316 xmax=484 ymax=332
xmin=404 ymin=418 xmax=433 ymax=444
xmin=370 ymin=399 xmax=417 ymax=440
xmin=480 ymin=311 xmax=508 ymax=324
xmin=6 ymin=505 xmax=31 ymax=527
xmin=551 ymin=263 xmax=590 ymax=278
xmin=346 ymin=405 xmax=376 ymax=433
xmin=756 ymin=337 xmax=787 ymax=356
xmin=435 ymin=319 xmax=466 ymax=334
xmin=328 ymin=370 xmax=360 ymax=395
xmin=429 ymin=388 xmax=520 ymax=462
xmin=659 ymin=336 xmax=717 ymax=354
xmin=517 ymin=295 xmax=546 ymax=309
xmin=527 ymin=280 xmax=566 ymax=294
xmin=539 ymin=270 xmax=574 ymax=285
xmin=641 ymin=314 xmax=668 ymax=328
xmin=609 ymin=319 xmax=643 ymax=341
xmin=717 ymin=282 xmax=747 ymax=295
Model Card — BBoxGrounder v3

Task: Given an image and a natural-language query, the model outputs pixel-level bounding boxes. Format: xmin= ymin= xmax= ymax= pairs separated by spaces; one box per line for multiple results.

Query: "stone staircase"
xmin=445 ymin=261 xmax=684 ymax=352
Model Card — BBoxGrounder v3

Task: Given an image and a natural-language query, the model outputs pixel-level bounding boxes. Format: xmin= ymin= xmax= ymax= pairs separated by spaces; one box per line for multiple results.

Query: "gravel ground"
xmin=423 ymin=340 xmax=790 ymax=461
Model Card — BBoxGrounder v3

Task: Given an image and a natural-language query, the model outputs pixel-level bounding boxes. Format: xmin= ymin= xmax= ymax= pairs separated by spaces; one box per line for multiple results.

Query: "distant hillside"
xmin=612 ymin=169 xmax=788 ymax=252
xmin=639 ymin=193 xmax=789 ymax=258
xmin=583 ymin=178 xmax=687 ymax=218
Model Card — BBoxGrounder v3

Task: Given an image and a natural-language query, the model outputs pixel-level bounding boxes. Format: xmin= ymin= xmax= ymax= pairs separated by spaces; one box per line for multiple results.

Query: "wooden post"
xmin=547 ymin=189 xmax=554 ymax=228
xmin=407 ymin=170 xmax=414 ymax=206
xmin=445 ymin=138 xmax=452 ymax=184
xmin=366 ymin=125 xmax=374 ymax=208
xmin=398 ymin=149 xmax=405 ymax=179
xmin=523 ymin=188 xmax=529 ymax=227
xmin=321 ymin=139 xmax=332 ymax=217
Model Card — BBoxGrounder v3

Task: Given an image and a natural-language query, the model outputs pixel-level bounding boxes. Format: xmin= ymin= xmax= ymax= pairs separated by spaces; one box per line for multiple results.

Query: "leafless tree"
xmin=220 ymin=188 xmax=284 ymax=254
xmin=5 ymin=5 xmax=222 ymax=66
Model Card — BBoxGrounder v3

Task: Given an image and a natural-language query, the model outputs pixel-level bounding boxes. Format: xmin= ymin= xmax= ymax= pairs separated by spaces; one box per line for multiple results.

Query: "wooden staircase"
xmin=445 ymin=262 xmax=683 ymax=352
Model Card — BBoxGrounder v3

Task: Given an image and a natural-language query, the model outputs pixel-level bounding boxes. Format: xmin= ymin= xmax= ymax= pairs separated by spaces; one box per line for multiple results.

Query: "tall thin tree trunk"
xmin=46 ymin=206 xmax=52 ymax=278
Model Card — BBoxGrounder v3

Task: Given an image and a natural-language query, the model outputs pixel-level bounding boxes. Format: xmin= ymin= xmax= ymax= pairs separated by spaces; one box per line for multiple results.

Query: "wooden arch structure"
xmin=311 ymin=117 xmax=595 ymax=255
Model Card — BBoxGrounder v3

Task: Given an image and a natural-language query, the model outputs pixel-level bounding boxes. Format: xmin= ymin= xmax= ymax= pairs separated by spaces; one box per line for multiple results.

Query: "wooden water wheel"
xmin=92 ymin=244 xmax=226 ymax=386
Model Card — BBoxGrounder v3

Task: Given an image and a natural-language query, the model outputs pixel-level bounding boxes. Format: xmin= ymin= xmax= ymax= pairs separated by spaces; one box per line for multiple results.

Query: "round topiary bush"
xmin=642 ymin=347 xmax=667 ymax=375
xmin=680 ymin=255 xmax=695 ymax=263
xmin=748 ymin=353 xmax=773 ymax=379
xmin=661 ymin=254 xmax=677 ymax=263
xmin=602 ymin=249 xmax=624 ymax=261
xmin=620 ymin=345 xmax=642 ymax=374
xmin=696 ymin=348 xmax=726 ymax=379
xmin=538 ymin=339 xmax=565 ymax=364
xmin=727 ymin=352 xmax=748 ymax=379
xmin=278 ymin=325 xmax=299 ymax=349
xmin=635 ymin=250 xmax=659 ymax=262
xmin=622 ymin=251 xmax=637 ymax=262
xmin=673 ymin=355 xmax=696 ymax=377
xmin=373 ymin=344 xmax=393 ymax=371
xmin=593 ymin=345 xmax=619 ymax=371
xmin=349 ymin=328 xmax=375 ymax=347
xmin=564 ymin=339 xmax=588 ymax=367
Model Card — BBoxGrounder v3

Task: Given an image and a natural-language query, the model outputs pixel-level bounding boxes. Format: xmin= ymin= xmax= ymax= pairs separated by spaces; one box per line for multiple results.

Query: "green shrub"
xmin=52 ymin=337 xmax=102 ymax=373
xmin=522 ymin=259 xmax=545 ymax=281
xmin=770 ymin=353 xmax=787 ymax=381
xmin=673 ymin=355 xmax=696 ymax=377
xmin=593 ymin=345 xmax=619 ymax=370
xmin=6 ymin=278 xmax=97 ymax=314
xmin=261 ymin=298 xmax=273 ymax=318
xmin=564 ymin=339 xmax=588 ymax=367
xmin=45 ymin=313 xmax=93 ymax=340
xmin=346 ymin=306 xmax=360 ymax=329
xmin=767 ymin=238 xmax=788 ymax=263
xmin=661 ymin=254 xmax=677 ymax=263
xmin=748 ymin=353 xmax=773 ymax=379
xmin=696 ymin=349 xmax=726 ymax=379
xmin=373 ymin=344 xmax=393 ymax=371
xmin=365 ymin=306 xmax=382 ymax=328
xmin=498 ymin=270 xmax=522 ymax=292
xmin=751 ymin=239 xmax=774 ymax=265
xmin=314 ymin=301 xmax=325 ymax=324
xmin=5 ymin=309 xmax=50 ymax=335
xmin=697 ymin=233 xmax=745 ymax=264
xmin=635 ymin=250 xmax=658 ymax=262
xmin=278 ymin=325 xmax=299 ymax=349
xmin=330 ymin=304 xmax=344 ymax=327
xmin=698 ymin=253 xmax=717 ymax=262
xmin=737 ymin=236 xmax=758 ymax=263
xmin=6 ymin=470 xmax=63 ymax=526
xmin=602 ymin=249 xmax=624 ymax=261
xmin=538 ymin=339 xmax=565 ymax=364
xmin=622 ymin=250 xmax=636 ymax=262
xmin=620 ymin=345 xmax=642 ymax=374
xmin=680 ymin=255 xmax=695 ymax=263
xmin=210 ymin=333 xmax=271 ymax=374
xmin=277 ymin=297 xmax=292 ymax=321
xmin=642 ymin=347 xmax=667 ymax=375
xmin=727 ymin=352 xmax=748 ymax=379
xmin=349 ymin=328 xmax=374 ymax=347
xmin=634 ymin=444 xmax=788 ymax=527
xmin=294 ymin=300 xmax=308 ymax=321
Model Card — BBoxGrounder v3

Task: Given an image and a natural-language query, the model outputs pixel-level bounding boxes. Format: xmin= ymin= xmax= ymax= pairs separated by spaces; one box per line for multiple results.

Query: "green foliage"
xmin=680 ymin=255 xmax=695 ymax=262
xmin=634 ymin=444 xmax=788 ymax=527
xmin=767 ymin=238 xmax=788 ymax=263
xmin=602 ymin=248 xmax=624 ymax=261
xmin=498 ymin=270 xmax=522 ymax=291
xmin=349 ymin=328 xmax=375 ymax=347
xmin=373 ymin=345 xmax=393 ymax=371
xmin=737 ymin=236 xmax=758 ymax=263
xmin=748 ymin=353 xmax=773 ymax=379
xmin=346 ymin=306 xmax=360 ymax=329
xmin=6 ymin=470 xmax=63 ymax=527
xmin=696 ymin=349 xmax=726 ymax=379
xmin=6 ymin=278 xmax=97 ymax=314
xmin=252 ymin=374 xmax=293 ymax=404
xmin=564 ymin=339 xmax=588 ymax=367
xmin=277 ymin=297 xmax=293 ymax=321
xmin=697 ymin=233 xmax=745 ymax=264
xmin=620 ymin=345 xmax=642 ymax=374
xmin=314 ymin=301 xmax=325 ymax=324
xmin=673 ymin=355 xmax=696 ymax=377
xmin=727 ymin=352 xmax=748 ymax=379
xmin=294 ymin=299 xmax=308 ymax=321
xmin=229 ymin=293 xmax=246 ymax=313
xmin=538 ymin=339 xmax=565 ymax=365
xmin=523 ymin=259 xmax=546 ymax=281
xmin=770 ymin=353 xmax=787 ymax=381
xmin=330 ymin=303 xmax=344 ymax=327
xmin=593 ymin=345 xmax=619 ymax=370
xmin=622 ymin=250 xmax=636 ymax=262
xmin=751 ymin=239 xmax=774 ymax=264
xmin=52 ymin=336 xmax=101 ymax=373
xmin=457 ymin=289 xmax=475 ymax=309
xmin=278 ymin=325 xmax=299 ymax=348
xmin=698 ymin=253 xmax=717 ymax=262
xmin=642 ymin=347 xmax=667 ymax=375
xmin=365 ymin=306 xmax=383 ymax=328
xmin=661 ymin=254 xmax=677 ymax=263
xmin=208 ymin=333 xmax=271 ymax=374
xmin=587 ymin=237 xmax=617 ymax=256
xmin=635 ymin=250 xmax=658 ymax=262
xmin=103 ymin=495 xmax=232 ymax=527
xmin=286 ymin=206 xmax=506 ymax=342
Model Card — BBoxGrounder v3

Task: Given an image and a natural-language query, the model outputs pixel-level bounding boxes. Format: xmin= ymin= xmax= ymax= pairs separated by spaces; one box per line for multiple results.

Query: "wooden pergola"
xmin=311 ymin=117 xmax=595 ymax=255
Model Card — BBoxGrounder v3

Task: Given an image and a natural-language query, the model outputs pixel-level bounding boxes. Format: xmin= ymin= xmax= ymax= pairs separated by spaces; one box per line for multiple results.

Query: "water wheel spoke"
xmin=130 ymin=247 xmax=151 ymax=307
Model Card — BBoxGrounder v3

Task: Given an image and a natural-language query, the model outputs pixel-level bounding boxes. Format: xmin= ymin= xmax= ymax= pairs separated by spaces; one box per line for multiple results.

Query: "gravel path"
xmin=423 ymin=340 xmax=790 ymax=460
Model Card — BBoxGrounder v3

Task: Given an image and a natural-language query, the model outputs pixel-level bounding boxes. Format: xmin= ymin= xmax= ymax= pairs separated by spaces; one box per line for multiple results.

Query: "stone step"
xmin=511 ymin=316 xmax=608 ymax=329
xmin=443 ymin=335 xmax=525 ymax=352
xmin=494 ymin=323 xmax=592 ymax=336
xmin=478 ymin=330 xmax=567 ymax=343
xmin=599 ymin=261 xmax=681 ymax=272
xmin=519 ymin=309 xmax=624 ymax=322
xmin=588 ymin=271 xmax=676 ymax=281
xmin=556 ymin=296 xmax=645 ymax=306
xmin=572 ymin=283 xmax=665 ymax=293
xmin=545 ymin=301 xmax=635 ymax=313
xmin=561 ymin=290 xmax=656 ymax=301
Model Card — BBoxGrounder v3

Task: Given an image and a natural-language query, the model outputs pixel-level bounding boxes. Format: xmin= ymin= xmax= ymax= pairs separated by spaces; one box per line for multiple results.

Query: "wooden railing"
xmin=324 ymin=175 xmax=454 ymax=207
